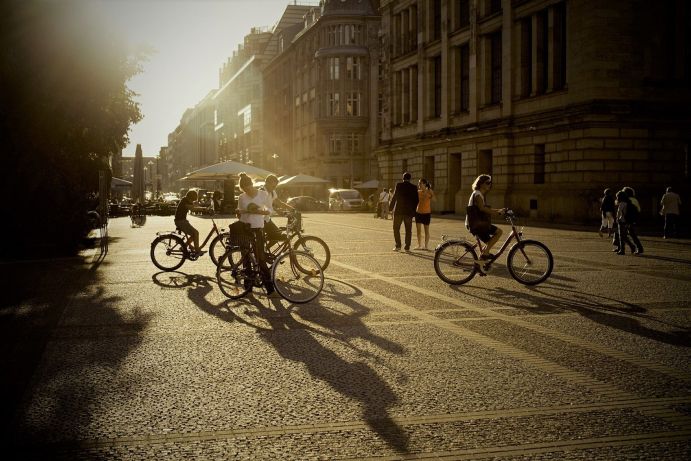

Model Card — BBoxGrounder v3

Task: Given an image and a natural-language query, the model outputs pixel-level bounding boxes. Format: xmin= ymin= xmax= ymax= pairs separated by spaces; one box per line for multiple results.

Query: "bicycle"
xmin=210 ymin=209 xmax=330 ymax=271
xmin=216 ymin=224 xmax=324 ymax=303
xmin=150 ymin=217 xmax=227 ymax=271
xmin=433 ymin=210 xmax=554 ymax=285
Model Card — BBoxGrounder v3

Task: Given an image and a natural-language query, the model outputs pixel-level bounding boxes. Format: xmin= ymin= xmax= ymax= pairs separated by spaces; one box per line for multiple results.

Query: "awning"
xmin=182 ymin=160 xmax=275 ymax=181
xmin=354 ymin=179 xmax=379 ymax=189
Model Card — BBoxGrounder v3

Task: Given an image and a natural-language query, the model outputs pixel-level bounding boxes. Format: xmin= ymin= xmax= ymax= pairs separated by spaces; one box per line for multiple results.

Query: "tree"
xmin=0 ymin=0 xmax=145 ymax=257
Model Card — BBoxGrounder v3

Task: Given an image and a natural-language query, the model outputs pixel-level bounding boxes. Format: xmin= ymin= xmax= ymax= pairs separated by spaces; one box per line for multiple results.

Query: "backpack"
xmin=626 ymin=198 xmax=640 ymax=223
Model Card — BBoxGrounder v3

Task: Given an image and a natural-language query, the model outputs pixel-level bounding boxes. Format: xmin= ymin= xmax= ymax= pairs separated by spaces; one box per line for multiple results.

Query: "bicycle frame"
xmin=198 ymin=218 xmax=222 ymax=250
xmin=473 ymin=217 xmax=523 ymax=260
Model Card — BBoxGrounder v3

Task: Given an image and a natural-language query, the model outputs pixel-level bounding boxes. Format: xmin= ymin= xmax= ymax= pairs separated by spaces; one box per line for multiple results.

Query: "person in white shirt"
xmin=237 ymin=172 xmax=273 ymax=294
xmin=660 ymin=186 xmax=682 ymax=239
xmin=262 ymin=174 xmax=293 ymax=243
xmin=377 ymin=188 xmax=389 ymax=219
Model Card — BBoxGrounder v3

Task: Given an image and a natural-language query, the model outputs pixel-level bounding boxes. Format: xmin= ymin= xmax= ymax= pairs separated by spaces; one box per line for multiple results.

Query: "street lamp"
xmin=272 ymin=153 xmax=279 ymax=172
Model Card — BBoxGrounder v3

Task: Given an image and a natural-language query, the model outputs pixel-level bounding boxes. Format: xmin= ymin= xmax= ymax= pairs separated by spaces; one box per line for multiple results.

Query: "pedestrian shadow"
xmin=461 ymin=285 xmax=691 ymax=347
xmin=176 ymin=271 xmax=411 ymax=454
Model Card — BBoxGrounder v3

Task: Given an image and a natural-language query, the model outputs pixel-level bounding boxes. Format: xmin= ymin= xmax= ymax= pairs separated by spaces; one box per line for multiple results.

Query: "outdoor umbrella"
xmin=354 ymin=179 xmax=379 ymax=189
xmin=182 ymin=160 xmax=275 ymax=181
xmin=111 ymin=177 xmax=132 ymax=190
xmin=277 ymin=174 xmax=330 ymax=187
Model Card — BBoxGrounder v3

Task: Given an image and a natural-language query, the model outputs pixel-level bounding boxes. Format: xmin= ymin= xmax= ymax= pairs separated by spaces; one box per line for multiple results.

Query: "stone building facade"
xmin=263 ymin=0 xmax=382 ymax=187
xmin=376 ymin=0 xmax=690 ymax=222
xmin=164 ymin=92 xmax=216 ymax=191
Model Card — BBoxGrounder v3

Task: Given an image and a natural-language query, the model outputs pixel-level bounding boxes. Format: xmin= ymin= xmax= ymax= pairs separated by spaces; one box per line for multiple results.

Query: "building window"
xmin=346 ymin=92 xmax=361 ymax=116
xmin=553 ymin=2 xmax=567 ymax=90
xmin=487 ymin=0 xmax=502 ymax=15
xmin=490 ymin=32 xmax=502 ymax=104
xmin=455 ymin=0 xmax=470 ymax=30
xmin=328 ymin=93 xmax=340 ymax=116
xmin=431 ymin=0 xmax=442 ymax=41
xmin=346 ymin=57 xmax=361 ymax=80
xmin=478 ymin=149 xmax=493 ymax=176
xmin=536 ymin=10 xmax=548 ymax=95
xmin=329 ymin=134 xmax=342 ymax=156
xmin=534 ymin=144 xmax=545 ymax=184
xmin=458 ymin=44 xmax=470 ymax=112
xmin=432 ymin=55 xmax=442 ymax=117
xmin=346 ymin=134 xmax=361 ymax=154
xmin=328 ymin=57 xmax=340 ymax=80
xmin=520 ymin=17 xmax=532 ymax=97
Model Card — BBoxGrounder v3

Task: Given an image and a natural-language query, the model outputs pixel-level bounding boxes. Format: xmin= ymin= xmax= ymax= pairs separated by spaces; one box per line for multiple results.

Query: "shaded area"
xmin=1 ymin=249 xmax=151 ymax=454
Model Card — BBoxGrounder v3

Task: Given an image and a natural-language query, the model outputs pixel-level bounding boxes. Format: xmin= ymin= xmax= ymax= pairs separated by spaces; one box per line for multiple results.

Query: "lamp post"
xmin=272 ymin=153 xmax=279 ymax=173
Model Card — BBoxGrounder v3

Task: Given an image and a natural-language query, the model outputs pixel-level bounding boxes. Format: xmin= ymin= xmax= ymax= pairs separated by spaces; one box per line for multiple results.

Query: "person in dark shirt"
xmin=175 ymin=190 xmax=202 ymax=255
xmin=389 ymin=172 xmax=419 ymax=251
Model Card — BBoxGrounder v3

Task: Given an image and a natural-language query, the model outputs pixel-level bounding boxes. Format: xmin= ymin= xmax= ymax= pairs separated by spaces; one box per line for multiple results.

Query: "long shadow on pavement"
xmin=458 ymin=284 xmax=691 ymax=347
xmin=164 ymin=271 xmax=411 ymax=455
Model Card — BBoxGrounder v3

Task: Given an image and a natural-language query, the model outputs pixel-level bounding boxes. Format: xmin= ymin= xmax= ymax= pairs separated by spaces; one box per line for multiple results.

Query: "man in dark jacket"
xmin=389 ymin=172 xmax=419 ymax=251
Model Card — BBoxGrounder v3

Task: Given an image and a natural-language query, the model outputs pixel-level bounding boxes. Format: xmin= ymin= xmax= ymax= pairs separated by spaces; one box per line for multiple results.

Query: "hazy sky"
xmin=98 ymin=0 xmax=297 ymax=156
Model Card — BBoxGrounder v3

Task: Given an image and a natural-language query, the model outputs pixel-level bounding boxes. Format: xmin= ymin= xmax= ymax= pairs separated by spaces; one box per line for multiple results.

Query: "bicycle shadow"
xmin=459 ymin=285 xmax=691 ymax=347
xmin=164 ymin=270 xmax=411 ymax=454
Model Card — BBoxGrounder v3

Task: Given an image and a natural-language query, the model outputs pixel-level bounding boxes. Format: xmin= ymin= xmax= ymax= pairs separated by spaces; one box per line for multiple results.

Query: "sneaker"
xmin=598 ymin=229 xmax=603 ymax=237
xmin=404 ymin=247 xmax=411 ymax=252
xmin=414 ymin=246 xmax=423 ymax=250
xmin=392 ymin=247 xmax=401 ymax=252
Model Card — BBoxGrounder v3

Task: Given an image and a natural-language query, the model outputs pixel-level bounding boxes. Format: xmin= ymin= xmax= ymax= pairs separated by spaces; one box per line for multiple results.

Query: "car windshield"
xmin=339 ymin=191 xmax=361 ymax=199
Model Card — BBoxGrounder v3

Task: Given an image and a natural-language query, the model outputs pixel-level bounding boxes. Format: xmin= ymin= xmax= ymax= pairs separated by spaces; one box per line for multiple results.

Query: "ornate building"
xmin=376 ymin=0 xmax=690 ymax=222
xmin=263 ymin=0 xmax=382 ymax=187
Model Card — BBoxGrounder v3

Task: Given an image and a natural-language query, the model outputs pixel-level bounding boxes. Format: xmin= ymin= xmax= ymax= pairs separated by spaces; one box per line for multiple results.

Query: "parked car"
xmin=286 ymin=196 xmax=329 ymax=212
xmin=328 ymin=189 xmax=364 ymax=211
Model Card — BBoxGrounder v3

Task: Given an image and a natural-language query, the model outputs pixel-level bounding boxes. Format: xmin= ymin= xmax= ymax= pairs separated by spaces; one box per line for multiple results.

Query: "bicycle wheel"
xmin=293 ymin=235 xmax=330 ymax=271
xmin=151 ymin=234 xmax=187 ymax=271
xmin=507 ymin=240 xmax=554 ymax=285
xmin=216 ymin=251 xmax=252 ymax=299
xmin=433 ymin=240 xmax=478 ymax=285
xmin=209 ymin=232 xmax=230 ymax=266
xmin=272 ymin=251 xmax=324 ymax=303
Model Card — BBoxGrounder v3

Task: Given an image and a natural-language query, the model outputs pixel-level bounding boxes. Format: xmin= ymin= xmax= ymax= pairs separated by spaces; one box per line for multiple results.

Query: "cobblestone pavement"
xmin=3 ymin=213 xmax=691 ymax=459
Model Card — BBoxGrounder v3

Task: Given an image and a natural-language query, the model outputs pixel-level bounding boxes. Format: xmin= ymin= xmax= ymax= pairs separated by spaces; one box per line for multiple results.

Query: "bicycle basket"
xmin=227 ymin=220 xmax=253 ymax=250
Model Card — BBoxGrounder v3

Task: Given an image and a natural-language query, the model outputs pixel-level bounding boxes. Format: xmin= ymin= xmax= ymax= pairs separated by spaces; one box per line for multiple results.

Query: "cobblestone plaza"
xmin=3 ymin=213 xmax=691 ymax=459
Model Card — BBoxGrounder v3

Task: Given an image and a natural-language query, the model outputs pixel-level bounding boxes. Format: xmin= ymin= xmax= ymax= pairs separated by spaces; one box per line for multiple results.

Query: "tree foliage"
xmin=0 ymin=0 xmax=145 ymax=257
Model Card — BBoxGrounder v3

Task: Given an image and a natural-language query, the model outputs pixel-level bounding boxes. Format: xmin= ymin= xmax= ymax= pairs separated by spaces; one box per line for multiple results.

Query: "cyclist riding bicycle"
xmin=174 ymin=190 xmax=203 ymax=256
xmin=237 ymin=172 xmax=274 ymax=295
xmin=465 ymin=174 xmax=506 ymax=262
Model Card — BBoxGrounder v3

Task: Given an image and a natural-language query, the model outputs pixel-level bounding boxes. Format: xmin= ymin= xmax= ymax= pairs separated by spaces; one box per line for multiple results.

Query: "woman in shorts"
xmin=415 ymin=178 xmax=435 ymax=250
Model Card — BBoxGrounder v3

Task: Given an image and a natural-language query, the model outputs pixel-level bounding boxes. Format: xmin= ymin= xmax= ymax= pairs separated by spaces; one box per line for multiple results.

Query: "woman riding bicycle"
xmin=466 ymin=174 xmax=506 ymax=261
xmin=236 ymin=172 xmax=274 ymax=295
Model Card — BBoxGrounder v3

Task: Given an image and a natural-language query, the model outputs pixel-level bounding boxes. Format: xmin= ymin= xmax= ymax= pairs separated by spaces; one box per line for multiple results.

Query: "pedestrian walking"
xmin=389 ymin=172 xmax=419 ymax=252
xmin=660 ymin=186 xmax=682 ymax=239
xmin=614 ymin=190 xmax=636 ymax=255
xmin=623 ymin=186 xmax=643 ymax=254
xmin=415 ymin=178 xmax=435 ymax=250
xmin=377 ymin=188 xmax=389 ymax=219
xmin=599 ymin=188 xmax=616 ymax=237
